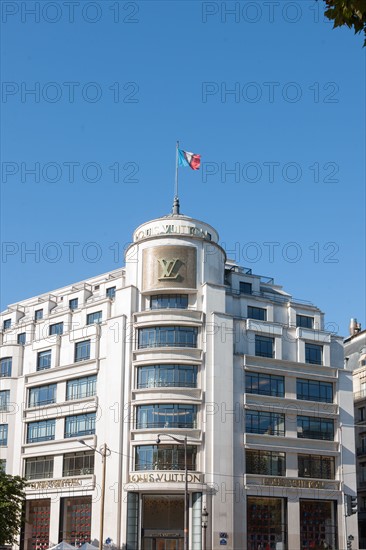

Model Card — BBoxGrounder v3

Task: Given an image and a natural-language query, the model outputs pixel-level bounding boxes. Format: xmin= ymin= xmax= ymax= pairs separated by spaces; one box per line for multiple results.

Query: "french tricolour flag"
xmin=178 ymin=149 xmax=201 ymax=170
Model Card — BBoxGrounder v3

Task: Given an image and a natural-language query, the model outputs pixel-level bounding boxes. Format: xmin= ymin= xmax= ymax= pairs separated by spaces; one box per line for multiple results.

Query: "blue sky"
xmin=1 ymin=0 xmax=365 ymax=336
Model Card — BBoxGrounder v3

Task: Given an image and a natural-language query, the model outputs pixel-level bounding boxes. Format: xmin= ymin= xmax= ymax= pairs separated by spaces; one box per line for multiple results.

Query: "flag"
xmin=178 ymin=149 xmax=201 ymax=170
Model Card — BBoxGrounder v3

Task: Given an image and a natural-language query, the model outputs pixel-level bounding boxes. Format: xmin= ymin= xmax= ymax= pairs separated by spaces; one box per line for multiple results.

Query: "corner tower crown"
xmin=133 ymin=214 xmax=219 ymax=244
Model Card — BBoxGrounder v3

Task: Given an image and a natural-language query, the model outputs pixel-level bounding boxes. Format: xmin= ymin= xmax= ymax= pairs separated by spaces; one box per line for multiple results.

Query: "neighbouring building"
xmin=345 ymin=320 xmax=366 ymax=548
xmin=0 ymin=203 xmax=359 ymax=550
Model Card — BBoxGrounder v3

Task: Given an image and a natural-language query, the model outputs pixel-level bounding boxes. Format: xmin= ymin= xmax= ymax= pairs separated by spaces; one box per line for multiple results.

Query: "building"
xmin=0 ymin=204 xmax=359 ymax=550
xmin=345 ymin=320 xmax=366 ymax=548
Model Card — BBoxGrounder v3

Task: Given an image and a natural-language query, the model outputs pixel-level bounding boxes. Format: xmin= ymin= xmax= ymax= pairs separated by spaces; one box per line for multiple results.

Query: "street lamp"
xmin=78 ymin=440 xmax=111 ymax=550
xmin=156 ymin=434 xmax=188 ymax=550
xmin=202 ymin=506 xmax=208 ymax=550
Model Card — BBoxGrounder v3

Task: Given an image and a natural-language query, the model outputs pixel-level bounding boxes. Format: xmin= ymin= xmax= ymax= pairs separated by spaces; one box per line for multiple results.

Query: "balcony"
xmin=354 ymin=390 xmax=366 ymax=402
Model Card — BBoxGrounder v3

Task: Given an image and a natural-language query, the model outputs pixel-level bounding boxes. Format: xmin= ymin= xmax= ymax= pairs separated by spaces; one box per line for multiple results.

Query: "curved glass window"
xmin=150 ymin=295 xmax=188 ymax=309
xmin=135 ymin=445 xmax=197 ymax=471
xmin=136 ymin=404 xmax=197 ymax=429
xmin=137 ymin=365 xmax=197 ymax=389
xmin=138 ymin=326 xmax=198 ymax=349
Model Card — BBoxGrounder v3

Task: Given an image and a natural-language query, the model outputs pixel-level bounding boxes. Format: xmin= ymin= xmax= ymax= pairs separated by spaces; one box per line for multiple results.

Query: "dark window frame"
xmin=305 ymin=343 xmax=323 ymax=365
xmin=247 ymin=306 xmax=267 ymax=321
xmin=49 ymin=322 xmax=64 ymax=336
xmin=297 ymin=378 xmax=333 ymax=403
xmin=37 ymin=350 xmax=51 ymax=371
xmin=246 ymin=449 xmax=286 ymax=476
xmin=246 ymin=372 xmax=284 ymax=397
xmin=255 ymin=335 xmax=274 ymax=358
xmin=74 ymin=340 xmax=91 ymax=362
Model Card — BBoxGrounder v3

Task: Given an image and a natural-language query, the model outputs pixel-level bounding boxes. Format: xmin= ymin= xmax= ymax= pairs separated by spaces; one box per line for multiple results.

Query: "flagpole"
xmin=175 ymin=140 xmax=179 ymax=199
xmin=173 ymin=140 xmax=180 ymax=214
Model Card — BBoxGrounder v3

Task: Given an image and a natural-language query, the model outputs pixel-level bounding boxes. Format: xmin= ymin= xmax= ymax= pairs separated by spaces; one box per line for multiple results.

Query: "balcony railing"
xmin=354 ymin=390 xmax=366 ymax=401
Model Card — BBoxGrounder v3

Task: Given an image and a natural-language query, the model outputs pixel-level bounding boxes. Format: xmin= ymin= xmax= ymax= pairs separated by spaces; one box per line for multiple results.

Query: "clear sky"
xmin=1 ymin=0 xmax=365 ymax=337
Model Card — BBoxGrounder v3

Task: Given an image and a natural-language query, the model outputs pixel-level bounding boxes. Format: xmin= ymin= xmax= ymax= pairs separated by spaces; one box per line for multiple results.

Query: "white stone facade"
xmin=0 ymin=212 xmax=358 ymax=550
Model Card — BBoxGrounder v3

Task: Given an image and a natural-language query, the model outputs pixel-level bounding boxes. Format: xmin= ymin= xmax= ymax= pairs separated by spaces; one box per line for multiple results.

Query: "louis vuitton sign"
xmin=143 ymin=246 xmax=196 ymax=291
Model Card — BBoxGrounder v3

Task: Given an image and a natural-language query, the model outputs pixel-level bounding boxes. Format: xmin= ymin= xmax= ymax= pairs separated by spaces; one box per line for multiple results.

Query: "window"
xmin=297 ymin=379 xmax=333 ymax=403
xmin=27 ymin=420 xmax=55 ymax=443
xmin=359 ymin=407 xmax=365 ymax=422
xmin=297 ymin=416 xmax=334 ymax=441
xmin=74 ymin=340 xmax=91 ymax=362
xmin=49 ymin=322 xmax=63 ymax=336
xmin=136 ymin=404 xmax=197 ymax=429
xmin=298 ymin=455 xmax=335 ymax=479
xmin=240 ymin=282 xmax=252 ymax=294
xmin=246 ymin=372 xmax=284 ymax=397
xmin=300 ymin=500 xmax=337 ymax=550
xmin=34 ymin=309 xmax=43 ymax=321
xmin=150 ymin=295 xmax=188 ymax=310
xmin=3 ymin=319 xmax=11 ymax=330
xmin=63 ymin=451 xmax=94 ymax=476
xmin=17 ymin=332 xmax=26 ymax=345
xmin=24 ymin=456 xmax=54 ymax=480
xmin=37 ymin=350 xmax=51 ymax=371
xmin=246 ymin=411 xmax=285 ymax=436
xmin=106 ymin=287 xmax=116 ymax=299
xmin=255 ymin=335 xmax=274 ymax=358
xmin=28 ymin=385 xmax=56 ymax=407
xmin=247 ymin=306 xmax=267 ymax=321
xmin=0 ymin=390 xmax=10 ymax=412
xmin=65 ymin=413 xmax=96 ymax=438
xmin=59 ymin=497 xmax=91 ymax=547
xmin=86 ymin=311 xmax=102 ymax=325
xmin=246 ymin=450 xmax=285 ymax=476
xmin=137 ymin=365 xmax=197 ymax=389
xmin=0 ymin=357 xmax=12 ymax=377
xmin=66 ymin=376 xmax=97 ymax=400
xmin=134 ymin=445 xmax=197 ymax=471
xmin=138 ymin=326 xmax=198 ymax=349
xmin=305 ymin=343 xmax=322 ymax=365
xmin=247 ymin=497 xmax=287 ymax=550
xmin=0 ymin=459 xmax=5 ymax=473
xmin=296 ymin=315 xmax=314 ymax=329
xmin=69 ymin=298 xmax=78 ymax=311
xmin=0 ymin=425 xmax=8 ymax=446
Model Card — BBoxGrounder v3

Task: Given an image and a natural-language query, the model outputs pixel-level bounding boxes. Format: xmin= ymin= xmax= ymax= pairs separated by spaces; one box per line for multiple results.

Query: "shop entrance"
xmin=142 ymin=495 xmax=184 ymax=550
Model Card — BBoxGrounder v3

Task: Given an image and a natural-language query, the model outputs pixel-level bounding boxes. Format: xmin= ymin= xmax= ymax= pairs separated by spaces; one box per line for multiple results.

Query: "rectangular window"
xmin=26 ymin=499 xmax=51 ymax=550
xmin=138 ymin=326 xmax=198 ymax=349
xmin=0 ymin=424 xmax=8 ymax=446
xmin=65 ymin=413 xmax=96 ymax=438
xmin=24 ymin=456 xmax=54 ymax=480
xmin=246 ymin=372 xmax=284 ymax=397
xmin=134 ymin=445 xmax=197 ymax=471
xmin=66 ymin=376 xmax=97 ymax=400
xmin=0 ymin=390 xmax=10 ymax=412
xmin=297 ymin=416 xmax=334 ymax=441
xmin=0 ymin=459 xmax=5 ymax=473
xmin=69 ymin=298 xmax=78 ymax=311
xmin=17 ymin=332 xmax=26 ymax=345
xmin=300 ymin=500 xmax=337 ymax=550
xmin=74 ymin=340 xmax=91 ymax=362
xmin=49 ymin=322 xmax=63 ymax=336
xmin=86 ymin=311 xmax=102 ymax=325
xmin=106 ymin=287 xmax=116 ymax=299
xmin=297 ymin=379 xmax=333 ymax=403
xmin=34 ymin=309 xmax=43 ymax=321
xmin=298 ymin=455 xmax=335 ymax=479
xmin=305 ymin=343 xmax=323 ymax=365
xmin=28 ymin=384 xmax=57 ymax=408
xmin=37 ymin=350 xmax=51 ymax=371
xmin=247 ymin=306 xmax=267 ymax=321
xmin=150 ymin=295 xmax=188 ymax=310
xmin=296 ymin=315 xmax=314 ymax=329
xmin=255 ymin=335 xmax=274 ymax=358
xmin=137 ymin=364 xmax=198 ymax=389
xmin=240 ymin=282 xmax=252 ymax=294
xmin=0 ymin=357 xmax=12 ymax=377
xmin=3 ymin=319 xmax=11 ymax=330
xmin=247 ymin=497 xmax=287 ymax=550
xmin=63 ymin=451 xmax=95 ymax=476
xmin=136 ymin=404 xmax=197 ymax=429
xmin=246 ymin=410 xmax=285 ymax=436
xmin=27 ymin=420 xmax=55 ymax=443
xmin=59 ymin=497 xmax=92 ymax=547
xmin=246 ymin=450 xmax=286 ymax=476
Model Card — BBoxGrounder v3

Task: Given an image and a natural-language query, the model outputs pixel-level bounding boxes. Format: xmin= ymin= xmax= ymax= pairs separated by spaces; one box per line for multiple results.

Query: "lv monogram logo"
xmin=158 ymin=258 xmax=180 ymax=280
